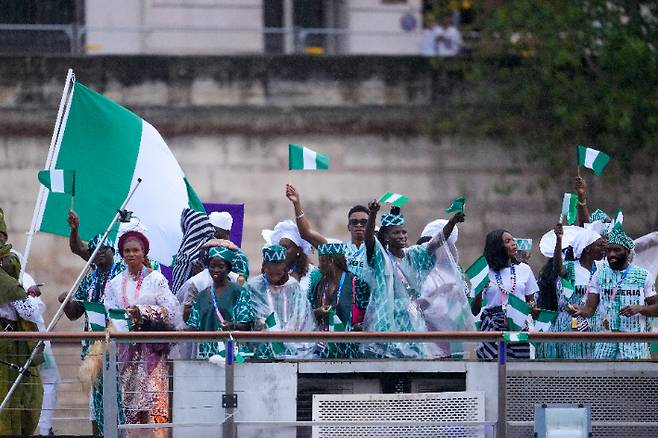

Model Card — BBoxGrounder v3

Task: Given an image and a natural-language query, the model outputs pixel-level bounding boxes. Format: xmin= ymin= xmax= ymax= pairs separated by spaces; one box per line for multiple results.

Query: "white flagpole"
xmin=20 ymin=69 xmax=75 ymax=280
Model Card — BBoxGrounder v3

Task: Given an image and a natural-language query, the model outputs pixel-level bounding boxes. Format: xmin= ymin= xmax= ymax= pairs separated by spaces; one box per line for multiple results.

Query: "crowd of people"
xmin=0 ymin=173 xmax=656 ymax=435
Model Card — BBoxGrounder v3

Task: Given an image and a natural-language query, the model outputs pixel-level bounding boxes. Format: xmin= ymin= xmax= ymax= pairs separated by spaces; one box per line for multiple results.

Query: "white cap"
xmin=209 ymin=211 xmax=233 ymax=231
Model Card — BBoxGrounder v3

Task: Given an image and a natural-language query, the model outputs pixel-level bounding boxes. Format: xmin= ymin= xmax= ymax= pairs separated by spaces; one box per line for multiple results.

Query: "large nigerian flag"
xmin=36 ymin=79 xmax=204 ymax=265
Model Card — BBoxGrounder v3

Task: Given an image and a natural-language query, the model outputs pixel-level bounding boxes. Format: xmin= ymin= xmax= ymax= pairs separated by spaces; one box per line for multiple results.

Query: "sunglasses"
xmin=349 ymin=219 xmax=368 ymax=226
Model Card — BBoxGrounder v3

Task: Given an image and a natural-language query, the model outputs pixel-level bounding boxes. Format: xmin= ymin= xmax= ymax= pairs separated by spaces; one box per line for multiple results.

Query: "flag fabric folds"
xmin=561 ymin=278 xmax=576 ymax=299
xmin=36 ymin=80 xmax=205 ymax=265
xmin=82 ymin=301 xmax=106 ymax=331
xmin=265 ymin=312 xmax=286 ymax=354
xmin=38 ymin=169 xmax=75 ymax=195
xmin=288 ymin=144 xmax=329 ymax=170
xmin=561 ymin=193 xmax=578 ymax=225
xmin=445 ymin=197 xmax=465 ymax=214
xmin=466 ymin=256 xmax=489 ymax=296
xmin=506 ymin=293 xmax=531 ymax=331
xmin=534 ymin=310 xmax=558 ymax=332
xmin=378 ymin=192 xmax=409 ymax=207
xmin=577 ymin=145 xmax=609 ymax=176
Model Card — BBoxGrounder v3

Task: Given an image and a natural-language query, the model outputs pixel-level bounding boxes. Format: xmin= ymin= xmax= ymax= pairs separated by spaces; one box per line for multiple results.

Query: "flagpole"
xmin=0 ymin=178 xmax=143 ymax=415
xmin=20 ymin=69 xmax=75 ymax=281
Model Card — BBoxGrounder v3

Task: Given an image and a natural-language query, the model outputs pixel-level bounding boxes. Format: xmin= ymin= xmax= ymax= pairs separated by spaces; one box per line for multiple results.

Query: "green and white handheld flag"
xmin=108 ymin=308 xmax=130 ymax=332
xmin=611 ymin=206 xmax=623 ymax=226
xmin=506 ymin=293 xmax=531 ymax=331
xmin=378 ymin=192 xmax=409 ymax=207
xmin=514 ymin=238 xmax=533 ymax=252
xmin=466 ymin=256 xmax=489 ymax=297
xmin=328 ymin=309 xmax=345 ymax=332
xmin=445 ymin=197 xmax=465 ymax=214
xmin=577 ymin=145 xmax=610 ymax=176
xmin=36 ymin=78 xmax=205 ymax=265
xmin=561 ymin=277 xmax=576 ymax=299
xmin=534 ymin=309 xmax=558 ymax=332
xmin=561 ymin=193 xmax=578 ymax=225
xmin=265 ymin=312 xmax=286 ymax=355
xmin=38 ymin=169 xmax=75 ymax=195
xmin=288 ymin=143 xmax=329 ymax=170
xmin=82 ymin=301 xmax=106 ymax=331
xmin=503 ymin=332 xmax=529 ymax=343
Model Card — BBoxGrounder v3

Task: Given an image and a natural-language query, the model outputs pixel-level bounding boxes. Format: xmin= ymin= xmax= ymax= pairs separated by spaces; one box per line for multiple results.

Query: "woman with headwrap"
xmin=103 ymin=231 xmax=181 ymax=434
xmin=262 ymin=220 xmax=320 ymax=299
xmin=362 ymin=200 xmax=463 ymax=358
xmin=537 ymin=224 xmax=606 ymax=359
xmin=185 ymin=247 xmax=252 ymax=359
xmin=416 ymin=218 xmax=475 ymax=358
xmin=246 ymin=245 xmax=316 ymax=359
xmin=0 ymin=243 xmax=43 ymax=435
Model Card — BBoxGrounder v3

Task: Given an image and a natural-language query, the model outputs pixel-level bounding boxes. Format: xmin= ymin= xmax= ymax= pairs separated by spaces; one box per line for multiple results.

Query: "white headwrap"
xmin=539 ymin=225 xmax=600 ymax=258
xmin=420 ymin=219 xmax=458 ymax=246
xmin=261 ymin=220 xmax=313 ymax=255
xmin=209 ymin=211 xmax=233 ymax=231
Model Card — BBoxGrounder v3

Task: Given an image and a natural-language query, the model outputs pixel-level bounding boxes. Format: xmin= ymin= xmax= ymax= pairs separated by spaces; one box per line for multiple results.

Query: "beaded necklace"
xmin=121 ymin=267 xmax=145 ymax=308
xmin=494 ymin=264 xmax=516 ymax=307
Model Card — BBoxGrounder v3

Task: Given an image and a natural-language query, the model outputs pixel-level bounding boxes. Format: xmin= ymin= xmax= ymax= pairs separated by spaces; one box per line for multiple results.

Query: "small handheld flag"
xmin=289 ymin=144 xmax=329 ymax=170
xmin=466 ymin=256 xmax=489 ymax=297
xmin=445 ymin=197 xmax=465 ymax=214
xmin=533 ymin=309 xmax=558 ymax=332
xmin=561 ymin=193 xmax=578 ymax=225
xmin=378 ymin=192 xmax=409 ymax=207
xmin=506 ymin=293 xmax=531 ymax=331
xmin=265 ymin=312 xmax=286 ymax=355
xmin=108 ymin=308 xmax=130 ymax=332
xmin=82 ymin=302 xmax=106 ymax=331
xmin=560 ymin=277 xmax=576 ymax=299
xmin=38 ymin=169 xmax=75 ymax=195
xmin=611 ymin=206 xmax=623 ymax=226
xmin=577 ymin=145 xmax=609 ymax=176
xmin=503 ymin=332 xmax=529 ymax=343
xmin=514 ymin=238 xmax=533 ymax=252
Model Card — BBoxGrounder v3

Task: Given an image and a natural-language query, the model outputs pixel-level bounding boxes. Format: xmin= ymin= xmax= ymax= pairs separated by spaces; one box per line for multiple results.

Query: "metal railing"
xmin=3 ymin=331 xmax=658 ymax=437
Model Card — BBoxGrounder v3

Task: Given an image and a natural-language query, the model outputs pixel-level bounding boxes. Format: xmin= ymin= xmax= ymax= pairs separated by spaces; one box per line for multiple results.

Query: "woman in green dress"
xmin=185 ymin=246 xmax=253 ymax=359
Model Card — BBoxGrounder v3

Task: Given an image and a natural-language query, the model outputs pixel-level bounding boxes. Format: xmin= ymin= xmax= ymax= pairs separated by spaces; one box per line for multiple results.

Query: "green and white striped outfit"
xmin=591 ymin=263 xmax=655 ymax=360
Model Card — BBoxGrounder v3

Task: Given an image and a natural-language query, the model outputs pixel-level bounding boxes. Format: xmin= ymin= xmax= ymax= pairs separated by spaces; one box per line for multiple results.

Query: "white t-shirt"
xmin=482 ymin=262 xmax=538 ymax=309
xmin=419 ymin=26 xmax=440 ymax=56
xmin=589 ymin=265 xmax=656 ymax=299
xmin=436 ymin=25 xmax=462 ymax=57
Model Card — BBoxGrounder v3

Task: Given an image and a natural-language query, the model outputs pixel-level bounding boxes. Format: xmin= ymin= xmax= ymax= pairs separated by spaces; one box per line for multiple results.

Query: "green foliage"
xmin=450 ymin=1 xmax=658 ymax=176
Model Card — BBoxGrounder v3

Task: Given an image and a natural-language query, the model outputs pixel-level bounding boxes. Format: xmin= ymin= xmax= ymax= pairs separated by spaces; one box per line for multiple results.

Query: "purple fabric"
xmin=160 ymin=203 xmax=245 ymax=287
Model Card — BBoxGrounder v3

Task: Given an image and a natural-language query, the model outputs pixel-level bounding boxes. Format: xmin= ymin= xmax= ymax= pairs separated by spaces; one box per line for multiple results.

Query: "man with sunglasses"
xmin=285 ymin=185 xmax=369 ymax=277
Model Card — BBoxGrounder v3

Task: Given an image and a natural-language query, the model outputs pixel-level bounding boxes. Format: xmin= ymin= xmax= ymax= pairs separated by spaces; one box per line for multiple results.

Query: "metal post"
xmin=497 ymin=340 xmax=507 ymax=438
xmin=223 ymin=339 xmax=236 ymax=438
xmin=103 ymin=339 xmax=119 ymax=438
xmin=283 ymin=0 xmax=294 ymax=54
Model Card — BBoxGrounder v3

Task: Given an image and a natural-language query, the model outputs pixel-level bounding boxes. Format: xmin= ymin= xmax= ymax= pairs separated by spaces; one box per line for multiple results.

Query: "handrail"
xmin=3 ymin=330 xmax=658 ymax=342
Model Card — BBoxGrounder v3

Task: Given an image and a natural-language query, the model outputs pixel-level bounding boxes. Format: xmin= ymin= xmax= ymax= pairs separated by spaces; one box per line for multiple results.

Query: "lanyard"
xmin=265 ymin=276 xmax=288 ymax=325
xmin=347 ymin=245 xmax=365 ymax=263
xmin=322 ymin=272 xmax=347 ymax=307
xmin=607 ymin=264 xmax=632 ymax=308
xmin=210 ymin=285 xmax=226 ymax=325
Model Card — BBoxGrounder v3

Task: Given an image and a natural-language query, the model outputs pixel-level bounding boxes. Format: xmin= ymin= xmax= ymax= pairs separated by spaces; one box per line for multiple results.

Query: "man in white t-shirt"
xmin=435 ymin=15 xmax=463 ymax=57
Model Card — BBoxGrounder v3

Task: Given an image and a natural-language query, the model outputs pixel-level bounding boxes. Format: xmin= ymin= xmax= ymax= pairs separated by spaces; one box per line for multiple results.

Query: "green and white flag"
xmin=328 ymin=309 xmax=345 ymax=332
xmin=514 ymin=238 xmax=533 ymax=252
xmin=503 ymin=332 xmax=529 ymax=343
xmin=611 ymin=206 xmax=624 ymax=226
xmin=534 ymin=309 xmax=558 ymax=332
xmin=288 ymin=143 xmax=329 ymax=170
xmin=37 ymin=169 xmax=75 ymax=195
xmin=82 ymin=301 xmax=106 ymax=331
xmin=465 ymin=256 xmax=489 ymax=297
xmin=561 ymin=193 xmax=578 ymax=225
xmin=561 ymin=277 xmax=575 ymax=299
xmin=378 ymin=192 xmax=409 ymax=207
xmin=108 ymin=308 xmax=130 ymax=332
xmin=577 ymin=145 xmax=610 ymax=176
xmin=265 ymin=312 xmax=286 ymax=355
xmin=506 ymin=293 xmax=531 ymax=331
xmin=445 ymin=197 xmax=465 ymax=214
xmin=36 ymin=77 xmax=205 ymax=265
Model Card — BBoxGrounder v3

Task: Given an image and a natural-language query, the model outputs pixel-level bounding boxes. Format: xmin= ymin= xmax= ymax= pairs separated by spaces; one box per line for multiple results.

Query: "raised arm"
xmin=285 ymin=184 xmax=327 ymax=247
xmin=552 ymin=222 xmax=568 ymax=278
xmin=427 ymin=212 xmax=465 ymax=253
xmin=575 ymin=176 xmax=591 ymax=226
xmin=68 ymin=210 xmax=90 ymax=261
xmin=365 ymin=200 xmax=380 ymax=261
